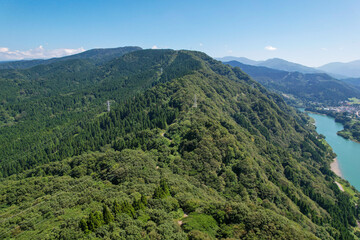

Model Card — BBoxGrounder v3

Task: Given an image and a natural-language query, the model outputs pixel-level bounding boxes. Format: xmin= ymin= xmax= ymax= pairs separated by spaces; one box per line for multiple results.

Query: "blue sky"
xmin=1 ymin=0 xmax=359 ymax=66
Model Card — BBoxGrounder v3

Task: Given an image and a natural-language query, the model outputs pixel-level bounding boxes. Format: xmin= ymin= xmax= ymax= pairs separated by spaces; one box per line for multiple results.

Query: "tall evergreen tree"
xmin=103 ymin=205 xmax=114 ymax=224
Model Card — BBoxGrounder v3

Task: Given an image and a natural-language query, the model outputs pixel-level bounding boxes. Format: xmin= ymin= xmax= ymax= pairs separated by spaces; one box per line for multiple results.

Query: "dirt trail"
xmin=335 ymin=181 xmax=344 ymax=192
xmin=160 ymin=131 xmax=172 ymax=142
xmin=177 ymin=213 xmax=188 ymax=226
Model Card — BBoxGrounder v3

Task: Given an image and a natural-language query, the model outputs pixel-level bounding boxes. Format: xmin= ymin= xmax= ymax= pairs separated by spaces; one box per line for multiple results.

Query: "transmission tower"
xmin=192 ymin=94 xmax=197 ymax=108
xmin=107 ymin=100 xmax=111 ymax=112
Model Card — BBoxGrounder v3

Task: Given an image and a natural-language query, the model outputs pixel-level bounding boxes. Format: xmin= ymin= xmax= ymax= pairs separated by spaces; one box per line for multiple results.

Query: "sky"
xmin=0 ymin=0 xmax=360 ymax=67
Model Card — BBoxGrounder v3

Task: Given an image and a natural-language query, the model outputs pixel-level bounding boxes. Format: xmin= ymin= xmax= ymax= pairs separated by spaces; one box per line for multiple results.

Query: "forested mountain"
xmin=0 ymin=49 xmax=359 ymax=239
xmin=225 ymin=60 xmax=360 ymax=106
xmin=0 ymin=49 xmax=183 ymax=175
xmin=0 ymin=46 xmax=142 ymax=70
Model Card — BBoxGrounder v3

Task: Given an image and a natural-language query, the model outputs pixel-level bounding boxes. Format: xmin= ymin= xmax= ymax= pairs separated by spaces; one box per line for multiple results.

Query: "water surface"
xmin=307 ymin=112 xmax=360 ymax=190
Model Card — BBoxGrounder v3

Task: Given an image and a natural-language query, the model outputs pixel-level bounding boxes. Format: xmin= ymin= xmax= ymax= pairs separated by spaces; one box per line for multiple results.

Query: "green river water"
xmin=306 ymin=112 xmax=360 ymax=190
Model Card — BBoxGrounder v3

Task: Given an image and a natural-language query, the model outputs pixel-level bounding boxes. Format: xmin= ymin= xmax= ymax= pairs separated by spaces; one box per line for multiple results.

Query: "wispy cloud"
xmin=151 ymin=45 xmax=159 ymax=49
xmin=265 ymin=45 xmax=277 ymax=51
xmin=0 ymin=46 xmax=85 ymax=61
xmin=199 ymin=43 xmax=203 ymax=47
xmin=321 ymin=48 xmax=328 ymax=51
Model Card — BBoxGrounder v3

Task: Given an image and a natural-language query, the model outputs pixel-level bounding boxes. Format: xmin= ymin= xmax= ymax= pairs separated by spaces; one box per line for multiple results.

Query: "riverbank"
xmin=331 ymin=158 xmax=343 ymax=178
xmin=307 ymin=112 xmax=360 ymax=190
xmin=304 ymin=108 xmax=360 ymax=144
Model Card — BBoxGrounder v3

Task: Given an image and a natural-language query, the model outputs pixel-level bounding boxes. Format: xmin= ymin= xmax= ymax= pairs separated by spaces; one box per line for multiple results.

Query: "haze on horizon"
xmin=1 ymin=0 xmax=359 ymax=67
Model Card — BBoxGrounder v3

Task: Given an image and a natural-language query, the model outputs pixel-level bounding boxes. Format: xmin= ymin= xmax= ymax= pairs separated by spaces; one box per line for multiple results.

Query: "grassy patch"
xmin=182 ymin=213 xmax=219 ymax=238
xmin=337 ymin=178 xmax=359 ymax=204
xmin=348 ymin=97 xmax=360 ymax=105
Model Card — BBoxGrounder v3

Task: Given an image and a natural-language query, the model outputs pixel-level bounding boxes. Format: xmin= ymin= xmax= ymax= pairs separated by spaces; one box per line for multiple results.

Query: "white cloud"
xmin=0 ymin=47 xmax=9 ymax=53
xmin=265 ymin=46 xmax=277 ymax=51
xmin=199 ymin=43 xmax=203 ymax=47
xmin=151 ymin=45 xmax=159 ymax=49
xmin=321 ymin=48 xmax=328 ymax=51
xmin=0 ymin=46 xmax=85 ymax=61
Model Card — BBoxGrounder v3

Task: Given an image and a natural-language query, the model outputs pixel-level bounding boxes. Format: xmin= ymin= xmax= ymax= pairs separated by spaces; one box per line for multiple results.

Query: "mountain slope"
xmin=225 ymin=60 xmax=360 ymax=105
xmin=342 ymin=77 xmax=360 ymax=89
xmin=0 ymin=46 xmax=142 ymax=70
xmin=0 ymin=50 xmax=358 ymax=239
xmin=0 ymin=49 xmax=190 ymax=175
xmin=318 ymin=60 xmax=360 ymax=78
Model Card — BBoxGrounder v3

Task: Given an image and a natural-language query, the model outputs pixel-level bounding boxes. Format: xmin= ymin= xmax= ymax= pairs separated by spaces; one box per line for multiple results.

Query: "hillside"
xmin=342 ymin=78 xmax=360 ymax=89
xmin=0 ymin=49 xmax=186 ymax=175
xmin=225 ymin=61 xmax=360 ymax=106
xmin=0 ymin=49 xmax=359 ymax=239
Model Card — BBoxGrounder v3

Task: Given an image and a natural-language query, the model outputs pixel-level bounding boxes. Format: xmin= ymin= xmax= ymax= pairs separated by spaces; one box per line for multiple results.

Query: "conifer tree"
xmin=141 ymin=194 xmax=147 ymax=206
xmin=103 ymin=205 xmax=114 ymax=224
xmin=113 ymin=200 xmax=121 ymax=216
xmin=79 ymin=218 xmax=88 ymax=232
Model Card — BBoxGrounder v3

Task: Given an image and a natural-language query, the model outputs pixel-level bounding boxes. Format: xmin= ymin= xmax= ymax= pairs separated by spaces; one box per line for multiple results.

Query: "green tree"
xmin=103 ymin=205 xmax=114 ymax=224
xmin=153 ymin=179 xmax=170 ymax=199
xmin=79 ymin=218 xmax=88 ymax=232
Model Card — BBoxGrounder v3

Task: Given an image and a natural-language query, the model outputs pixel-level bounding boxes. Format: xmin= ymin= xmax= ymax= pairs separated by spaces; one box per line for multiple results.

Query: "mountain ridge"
xmin=0 ymin=46 xmax=142 ymax=70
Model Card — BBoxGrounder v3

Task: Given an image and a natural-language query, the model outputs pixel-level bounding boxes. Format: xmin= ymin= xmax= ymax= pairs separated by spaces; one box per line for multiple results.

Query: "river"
xmin=306 ymin=112 xmax=360 ymax=190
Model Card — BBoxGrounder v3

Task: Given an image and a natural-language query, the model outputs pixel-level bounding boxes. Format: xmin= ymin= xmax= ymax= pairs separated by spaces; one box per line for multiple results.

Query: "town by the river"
xmin=307 ymin=112 xmax=360 ymax=190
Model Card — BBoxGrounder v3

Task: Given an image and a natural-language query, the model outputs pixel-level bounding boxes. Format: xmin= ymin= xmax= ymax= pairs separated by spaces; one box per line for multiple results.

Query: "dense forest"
xmin=0 ymin=49 xmax=359 ymax=239
xmin=225 ymin=61 xmax=360 ymax=106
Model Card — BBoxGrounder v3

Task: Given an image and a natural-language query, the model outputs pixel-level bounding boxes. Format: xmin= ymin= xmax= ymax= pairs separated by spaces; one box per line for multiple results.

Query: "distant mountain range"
xmin=4 ymin=51 xmax=360 ymax=78
xmin=0 ymin=46 xmax=142 ymax=70
xmin=318 ymin=60 xmax=360 ymax=78
xmin=218 ymin=57 xmax=323 ymax=74
xmin=225 ymin=60 xmax=360 ymax=105
xmin=218 ymin=56 xmax=360 ymax=78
